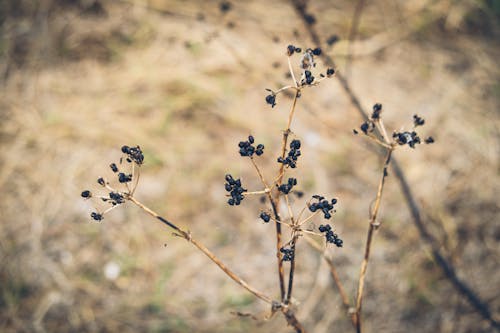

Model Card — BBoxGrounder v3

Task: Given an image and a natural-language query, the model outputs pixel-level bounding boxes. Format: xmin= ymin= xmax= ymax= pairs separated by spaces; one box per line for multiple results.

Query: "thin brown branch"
xmin=127 ymin=196 xmax=273 ymax=305
xmin=285 ymin=233 xmax=299 ymax=304
xmin=355 ymin=148 xmax=393 ymax=333
xmin=273 ymin=89 xmax=301 ymax=301
xmin=304 ymin=237 xmax=356 ymax=327
xmin=282 ymin=308 xmax=308 ymax=333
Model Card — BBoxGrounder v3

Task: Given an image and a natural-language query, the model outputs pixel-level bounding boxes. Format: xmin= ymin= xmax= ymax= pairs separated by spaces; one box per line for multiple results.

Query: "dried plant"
xmin=81 ymin=45 xmax=437 ymax=333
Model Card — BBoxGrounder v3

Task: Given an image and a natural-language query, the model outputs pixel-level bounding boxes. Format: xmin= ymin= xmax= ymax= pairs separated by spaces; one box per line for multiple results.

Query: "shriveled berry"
xmin=265 ymin=94 xmax=276 ymax=107
xmin=81 ymin=190 xmax=91 ymax=198
xmin=260 ymin=212 xmax=271 ymax=223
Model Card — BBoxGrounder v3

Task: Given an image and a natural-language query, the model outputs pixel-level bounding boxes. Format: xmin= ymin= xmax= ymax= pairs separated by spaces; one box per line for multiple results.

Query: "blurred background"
xmin=1 ymin=0 xmax=499 ymax=332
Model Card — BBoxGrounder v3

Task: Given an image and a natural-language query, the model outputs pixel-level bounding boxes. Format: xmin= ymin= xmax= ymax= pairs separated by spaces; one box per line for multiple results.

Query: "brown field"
xmin=1 ymin=0 xmax=499 ymax=332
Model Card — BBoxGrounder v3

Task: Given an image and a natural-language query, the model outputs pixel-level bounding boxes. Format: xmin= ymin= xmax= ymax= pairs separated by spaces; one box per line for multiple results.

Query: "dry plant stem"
xmin=127 ymin=196 xmax=273 ymax=305
xmin=304 ymin=237 xmax=356 ymax=326
xmin=274 ymin=90 xmax=300 ymax=302
xmin=285 ymin=235 xmax=298 ymax=304
xmin=250 ymin=158 xmax=286 ymax=301
xmin=288 ymin=56 xmax=299 ymax=88
xmin=292 ymin=1 xmax=499 ymax=329
xmin=272 ymin=89 xmax=300 ymax=302
xmin=355 ymin=148 xmax=393 ymax=333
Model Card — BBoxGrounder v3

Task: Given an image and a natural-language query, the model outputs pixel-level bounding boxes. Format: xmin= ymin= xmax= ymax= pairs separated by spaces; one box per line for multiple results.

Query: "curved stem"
xmin=128 ymin=196 xmax=273 ymax=305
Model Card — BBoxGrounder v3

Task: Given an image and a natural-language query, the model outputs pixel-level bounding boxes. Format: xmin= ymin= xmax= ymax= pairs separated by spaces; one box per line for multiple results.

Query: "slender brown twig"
xmin=127 ymin=195 xmax=274 ymax=304
xmin=354 ymin=148 xmax=393 ymax=333
xmin=304 ymin=236 xmax=356 ymax=327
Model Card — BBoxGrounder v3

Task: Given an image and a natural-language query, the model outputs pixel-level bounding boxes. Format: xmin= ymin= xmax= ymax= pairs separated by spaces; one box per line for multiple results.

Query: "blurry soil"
xmin=0 ymin=0 xmax=499 ymax=332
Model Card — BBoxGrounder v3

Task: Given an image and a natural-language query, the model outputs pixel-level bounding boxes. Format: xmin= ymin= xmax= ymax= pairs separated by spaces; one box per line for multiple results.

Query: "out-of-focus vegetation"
xmin=0 ymin=0 xmax=499 ymax=332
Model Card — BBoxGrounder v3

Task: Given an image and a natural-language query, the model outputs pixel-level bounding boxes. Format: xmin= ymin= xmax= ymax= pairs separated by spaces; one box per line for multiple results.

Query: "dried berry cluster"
xmin=309 ymin=195 xmax=337 ymax=219
xmin=239 ymin=135 xmax=265 ymax=157
xmin=121 ymin=145 xmax=144 ymax=165
xmin=355 ymin=104 xmax=435 ymax=149
xmin=318 ymin=224 xmax=343 ymax=247
xmin=265 ymin=45 xmax=335 ymax=108
xmin=278 ymin=177 xmax=297 ymax=194
xmin=277 ymin=139 xmax=301 ymax=168
xmin=81 ymin=145 xmax=144 ymax=221
xmin=392 ymin=131 xmax=421 ymax=148
xmin=225 ymin=174 xmax=247 ymax=206
xmin=280 ymin=246 xmax=295 ymax=261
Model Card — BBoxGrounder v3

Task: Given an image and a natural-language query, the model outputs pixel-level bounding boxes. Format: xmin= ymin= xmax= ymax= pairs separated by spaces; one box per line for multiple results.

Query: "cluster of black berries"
xmin=121 ymin=145 xmax=144 ymax=165
xmin=118 ymin=173 xmax=133 ymax=183
xmin=225 ymin=174 xmax=246 ymax=206
xmin=392 ymin=131 xmax=421 ymax=148
xmin=357 ymin=121 xmax=375 ymax=135
xmin=309 ymin=195 xmax=337 ymax=219
xmin=278 ymin=177 xmax=297 ymax=194
xmin=105 ymin=192 xmax=125 ymax=205
xmin=238 ymin=135 xmax=264 ymax=157
xmin=259 ymin=212 xmax=271 ymax=223
xmin=287 ymin=44 xmax=302 ymax=56
xmin=302 ymin=70 xmax=315 ymax=85
xmin=91 ymin=212 xmax=103 ymax=221
xmin=277 ymin=139 xmax=301 ymax=168
xmin=309 ymin=47 xmax=322 ymax=56
xmin=371 ymin=103 xmax=382 ymax=120
xmin=280 ymin=246 xmax=294 ymax=261
xmin=318 ymin=224 xmax=343 ymax=247
xmin=413 ymin=114 xmax=425 ymax=127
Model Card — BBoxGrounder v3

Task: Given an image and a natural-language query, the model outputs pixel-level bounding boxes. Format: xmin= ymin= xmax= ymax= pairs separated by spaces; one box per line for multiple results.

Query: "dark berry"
xmin=413 ymin=114 xmax=425 ymax=127
xmin=326 ymin=68 xmax=335 ymax=76
xmin=425 ymin=136 xmax=434 ymax=144
xmin=219 ymin=1 xmax=232 ymax=13
xmin=260 ymin=212 xmax=271 ymax=223
xmin=81 ymin=190 xmax=91 ymax=198
xmin=118 ymin=173 xmax=132 ymax=183
xmin=97 ymin=177 xmax=105 ymax=186
xmin=265 ymin=94 xmax=276 ymax=107
xmin=91 ymin=212 xmax=103 ymax=221
xmin=371 ymin=103 xmax=382 ymax=120
xmin=110 ymin=163 xmax=118 ymax=173
xmin=326 ymin=35 xmax=339 ymax=46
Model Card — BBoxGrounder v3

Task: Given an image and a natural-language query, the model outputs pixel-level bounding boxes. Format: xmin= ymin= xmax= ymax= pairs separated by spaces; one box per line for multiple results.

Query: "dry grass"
xmin=0 ymin=0 xmax=499 ymax=332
